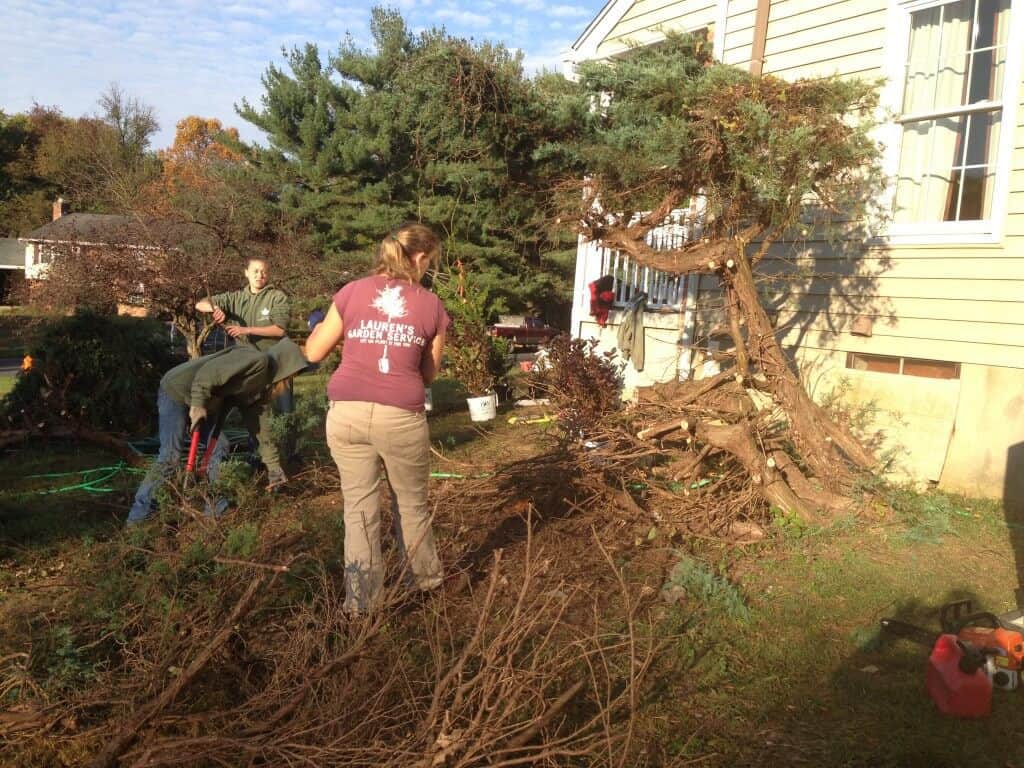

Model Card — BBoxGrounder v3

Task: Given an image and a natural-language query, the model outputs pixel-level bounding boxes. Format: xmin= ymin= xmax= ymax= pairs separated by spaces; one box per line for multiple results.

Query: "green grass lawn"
xmin=643 ymin=489 xmax=1024 ymax=767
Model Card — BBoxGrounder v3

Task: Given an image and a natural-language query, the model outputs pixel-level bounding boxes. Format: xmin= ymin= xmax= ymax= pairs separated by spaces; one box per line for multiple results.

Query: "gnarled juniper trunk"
xmin=623 ymin=229 xmax=875 ymax=523
xmin=722 ymin=235 xmax=873 ymax=488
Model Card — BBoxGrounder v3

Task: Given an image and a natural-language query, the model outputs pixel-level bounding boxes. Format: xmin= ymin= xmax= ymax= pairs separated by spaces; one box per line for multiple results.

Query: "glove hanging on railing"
xmin=588 ymin=275 xmax=616 ymax=327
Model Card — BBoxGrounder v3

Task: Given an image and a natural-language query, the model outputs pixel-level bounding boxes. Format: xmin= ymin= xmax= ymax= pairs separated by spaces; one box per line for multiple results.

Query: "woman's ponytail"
xmin=374 ymin=223 xmax=441 ymax=282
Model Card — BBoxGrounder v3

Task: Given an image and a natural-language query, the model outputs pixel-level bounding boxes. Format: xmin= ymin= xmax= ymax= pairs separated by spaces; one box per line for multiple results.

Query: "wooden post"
xmin=750 ymin=0 xmax=771 ymax=76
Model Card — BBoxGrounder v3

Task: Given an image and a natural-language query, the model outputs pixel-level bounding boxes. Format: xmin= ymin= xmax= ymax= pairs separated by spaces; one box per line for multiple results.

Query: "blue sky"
xmin=2 ymin=0 xmax=606 ymax=149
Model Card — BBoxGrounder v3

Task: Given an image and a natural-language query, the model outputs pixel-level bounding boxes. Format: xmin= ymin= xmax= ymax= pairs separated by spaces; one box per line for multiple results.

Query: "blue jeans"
xmin=127 ymin=388 xmax=230 ymax=525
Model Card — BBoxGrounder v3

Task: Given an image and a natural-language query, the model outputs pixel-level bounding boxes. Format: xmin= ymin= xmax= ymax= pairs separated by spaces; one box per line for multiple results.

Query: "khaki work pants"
xmin=326 ymin=400 xmax=442 ymax=613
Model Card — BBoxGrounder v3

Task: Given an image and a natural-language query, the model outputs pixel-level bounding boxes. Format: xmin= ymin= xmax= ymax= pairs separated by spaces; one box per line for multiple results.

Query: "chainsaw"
xmin=940 ymin=600 xmax=1024 ymax=691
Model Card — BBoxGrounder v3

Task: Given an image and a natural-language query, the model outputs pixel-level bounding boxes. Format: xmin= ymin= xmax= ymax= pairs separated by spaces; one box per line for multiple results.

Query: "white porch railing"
xmin=596 ymin=210 xmax=699 ymax=309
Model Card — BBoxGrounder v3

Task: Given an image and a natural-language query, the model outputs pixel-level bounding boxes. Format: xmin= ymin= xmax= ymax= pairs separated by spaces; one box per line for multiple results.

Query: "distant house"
xmin=23 ymin=214 xmax=135 ymax=279
xmin=0 ymin=238 xmax=26 ymax=304
xmin=19 ymin=198 xmax=215 ymax=316
xmin=565 ymin=0 xmax=1024 ymax=498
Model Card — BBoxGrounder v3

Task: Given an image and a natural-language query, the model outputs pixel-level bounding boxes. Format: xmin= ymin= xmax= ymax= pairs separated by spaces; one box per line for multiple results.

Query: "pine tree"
xmin=237 ymin=8 xmax=577 ymax=318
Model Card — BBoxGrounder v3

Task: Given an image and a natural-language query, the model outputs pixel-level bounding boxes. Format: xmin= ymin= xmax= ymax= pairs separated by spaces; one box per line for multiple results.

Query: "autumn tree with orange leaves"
xmin=156 ymin=117 xmax=242 ymax=197
xmin=37 ymin=115 xmax=311 ymax=358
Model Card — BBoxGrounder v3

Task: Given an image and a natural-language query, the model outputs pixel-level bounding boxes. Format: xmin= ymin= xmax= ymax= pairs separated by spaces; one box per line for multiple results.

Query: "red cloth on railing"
xmin=588 ymin=275 xmax=616 ymax=327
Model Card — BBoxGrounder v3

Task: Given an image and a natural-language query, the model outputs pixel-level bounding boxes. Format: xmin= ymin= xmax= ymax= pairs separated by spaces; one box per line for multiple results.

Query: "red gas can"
xmin=926 ymin=634 xmax=992 ymax=718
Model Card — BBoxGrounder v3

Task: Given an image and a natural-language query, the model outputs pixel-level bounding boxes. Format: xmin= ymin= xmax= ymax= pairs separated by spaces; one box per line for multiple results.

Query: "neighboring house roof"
xmin=20 ymin=212 xmax=215 ymax=250
xmin=0 ymin=238 xmax=24 ymax=270
xmin=21 ymin=213 xmax=134 ymax=244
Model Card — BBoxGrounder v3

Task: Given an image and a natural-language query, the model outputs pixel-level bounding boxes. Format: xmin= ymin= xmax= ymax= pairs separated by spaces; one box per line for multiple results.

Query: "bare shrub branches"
xmin=3 ymin=502 xmax=657 ymax=768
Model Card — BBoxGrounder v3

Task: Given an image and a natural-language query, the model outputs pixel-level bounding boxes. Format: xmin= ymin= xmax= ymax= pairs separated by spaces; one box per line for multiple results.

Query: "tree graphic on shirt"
xmin=371 ymin=283 xmax=407 ymax=374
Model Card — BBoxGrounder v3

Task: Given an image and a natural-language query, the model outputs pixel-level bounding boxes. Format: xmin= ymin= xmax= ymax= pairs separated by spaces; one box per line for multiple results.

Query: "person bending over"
xmin=127 ymin=338 xmax=309 ymax=525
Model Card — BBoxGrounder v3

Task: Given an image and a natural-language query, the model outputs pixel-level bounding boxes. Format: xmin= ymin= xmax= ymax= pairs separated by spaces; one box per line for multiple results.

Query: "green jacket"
xmin=211 ymin=284 xmax=291 ymax=351
xmin=161 ymin=339 xmax=307 ymax=476
xmin=162 ymin=338 xmax=308 ymax=412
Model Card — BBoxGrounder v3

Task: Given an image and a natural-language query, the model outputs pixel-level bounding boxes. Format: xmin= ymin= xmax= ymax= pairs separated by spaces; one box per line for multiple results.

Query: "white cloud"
xmin=1 ymin=0 xmax=604 ymax=148
xmin=435 ymin=8 xmax=492 ymax=27
xmin=225 ymin=4 xmax=274 ymax=18
xmin=549 ymin=5 xmax=591 ymax=18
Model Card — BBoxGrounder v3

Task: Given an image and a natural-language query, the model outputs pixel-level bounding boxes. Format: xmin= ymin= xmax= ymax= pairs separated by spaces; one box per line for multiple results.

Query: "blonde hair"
xmin=374 ymin=223 xmax=441 ymax=282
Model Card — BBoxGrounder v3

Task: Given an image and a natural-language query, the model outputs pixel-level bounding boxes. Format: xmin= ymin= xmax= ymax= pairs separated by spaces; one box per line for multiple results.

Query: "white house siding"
xmin=596 ymin=0 xmax=719 ymax=57
xmin=708 ymin=0 xmax=1024 ymax=492
xmin=576 ymin=314 xmax=693 ymax=393
xmin=722 ymin=0 xmax=757 ymax=67
xmin=570 ymin=235 xmax=697 ymax=394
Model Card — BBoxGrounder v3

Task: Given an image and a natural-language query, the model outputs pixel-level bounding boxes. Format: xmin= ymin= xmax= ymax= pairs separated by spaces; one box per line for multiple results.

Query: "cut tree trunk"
xmin=723 ymin=236 xmax=873 ymax=486
xmin=696 ymin=420 xmax=816 ymax=522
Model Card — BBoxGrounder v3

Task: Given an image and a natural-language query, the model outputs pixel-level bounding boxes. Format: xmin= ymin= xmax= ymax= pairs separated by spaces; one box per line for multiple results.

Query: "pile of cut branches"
xmin=1 ymin=480 xmax=658 ymax=768
xmin=522 ymin=334 xmax=865 ymax=539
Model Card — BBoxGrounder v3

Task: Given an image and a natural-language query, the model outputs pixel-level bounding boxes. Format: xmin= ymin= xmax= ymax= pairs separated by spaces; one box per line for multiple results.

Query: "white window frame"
xmin=874 ymin=0 xmax=1023 ymax=245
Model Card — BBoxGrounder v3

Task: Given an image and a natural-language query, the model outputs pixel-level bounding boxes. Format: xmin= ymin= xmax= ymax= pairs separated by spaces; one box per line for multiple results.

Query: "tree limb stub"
xmin=696 ymin=420 xmax=817 ymax=522
xmin=771 ymin=450 xmax=851 ymax=513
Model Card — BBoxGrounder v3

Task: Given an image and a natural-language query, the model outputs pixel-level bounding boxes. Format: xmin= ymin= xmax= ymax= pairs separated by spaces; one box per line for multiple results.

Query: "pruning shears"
xmin=184 ymin=413 xmax=224 ymax=488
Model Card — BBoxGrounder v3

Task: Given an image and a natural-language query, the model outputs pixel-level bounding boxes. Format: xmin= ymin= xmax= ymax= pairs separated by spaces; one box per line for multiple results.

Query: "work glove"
xmin=307 ymin=308 xmax=326 ymax=331
xmin=189 ymin=405 xmax=207 ymax=433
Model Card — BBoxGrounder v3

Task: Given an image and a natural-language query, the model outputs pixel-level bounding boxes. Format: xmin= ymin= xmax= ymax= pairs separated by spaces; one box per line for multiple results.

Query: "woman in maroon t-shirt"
xmin=305 ymin=223 xmax=450 ymax=613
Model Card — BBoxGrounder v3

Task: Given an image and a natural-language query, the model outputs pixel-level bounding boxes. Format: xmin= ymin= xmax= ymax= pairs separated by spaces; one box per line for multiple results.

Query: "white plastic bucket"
xmin=467 ymin=394 xmax=497 ymax=422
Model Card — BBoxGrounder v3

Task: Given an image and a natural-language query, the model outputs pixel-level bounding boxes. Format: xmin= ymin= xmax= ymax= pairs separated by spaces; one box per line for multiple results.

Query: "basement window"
xmin=846 ymin=352 xmax=960 ymax=379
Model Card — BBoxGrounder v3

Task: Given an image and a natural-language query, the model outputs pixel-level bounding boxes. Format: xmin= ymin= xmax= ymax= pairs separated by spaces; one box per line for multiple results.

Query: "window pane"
xmin=950 ymin=166 xmax=995 ymax=219
xmin=943 ymin=111 xmax=999 ymax=221
xmin=937 ymin=0 xmax=974 ymax=60
xmin=902 ymin=358 xmax=960 ymax=379
xmin=895 ymin=116 xmax=963 ymax=223
xmin=963 ymin=109 xmax=1000 ymax=167
xmin=904 ymin=6 xmax=943 ymax=113
xmin=848 ymin=353 xmax=901 ymax=374
xmin=904 ymin=2 xmax=972 ymax=113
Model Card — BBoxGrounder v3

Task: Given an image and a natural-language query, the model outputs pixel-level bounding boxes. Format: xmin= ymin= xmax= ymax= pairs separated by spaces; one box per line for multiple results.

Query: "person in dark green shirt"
xmin=196 ymin=256 xmax=293 ymax=488
xmin=127 ymin=339 xmax=309 ymax=525
xmin=196 ymin=257 xmax=290 ymax=352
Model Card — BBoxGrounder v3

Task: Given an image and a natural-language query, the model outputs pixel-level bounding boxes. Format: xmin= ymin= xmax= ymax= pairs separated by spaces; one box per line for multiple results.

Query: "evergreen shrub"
xmin=2 ymin=310 xmax=177 ymax=435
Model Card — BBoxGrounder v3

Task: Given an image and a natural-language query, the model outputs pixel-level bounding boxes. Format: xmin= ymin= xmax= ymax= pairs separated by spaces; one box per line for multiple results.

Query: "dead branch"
xmin=90 ymin=571 xmax=272 ymax=768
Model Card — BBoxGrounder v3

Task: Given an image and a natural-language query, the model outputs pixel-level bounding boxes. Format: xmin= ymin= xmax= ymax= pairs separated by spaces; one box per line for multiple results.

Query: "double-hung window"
xmin=891 ymin=0 xmax=1018 ymax=237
